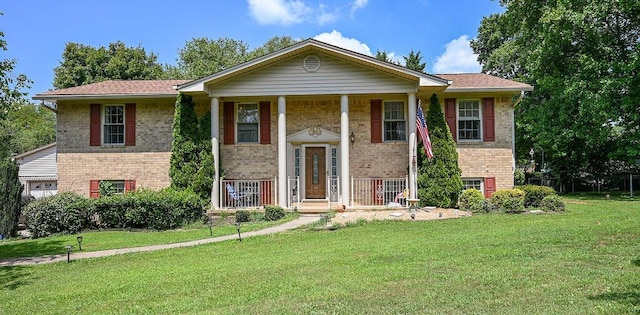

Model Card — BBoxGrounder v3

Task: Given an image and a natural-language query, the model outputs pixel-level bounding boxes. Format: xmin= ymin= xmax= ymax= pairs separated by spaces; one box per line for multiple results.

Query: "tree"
xmin=0 ymin=158 xmax=23 ymax=238
xmin=0 ymin=103 xmax=56 ymax=157
xmin=472 ymin=0 xmax=640 ymax=190
xmin=165 ymin=38 xmax=250 ymax=79
xmin=375 ymin=50 xmax=398 ymax=64
xmin=417 ymin=94 xmax=462 ymax=207
xmin=403 ymin=50 xmax=426 ymax=73
xmin=53 ymin=41 xmax=164 ymax=89
xmin=249 ymin=36 xmax=300 ymax=59
xmin=169 ymin=93 xmax=214 ymax=199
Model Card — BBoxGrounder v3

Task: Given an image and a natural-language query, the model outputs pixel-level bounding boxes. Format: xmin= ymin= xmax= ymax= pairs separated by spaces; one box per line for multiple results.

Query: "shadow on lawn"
xmin=0 ymin=239 xmax=67 ymax=260
xmin=588 ymin=284 xmax=640 ymax=310
xmin=0 ymin=266 xmax=37 ymax=290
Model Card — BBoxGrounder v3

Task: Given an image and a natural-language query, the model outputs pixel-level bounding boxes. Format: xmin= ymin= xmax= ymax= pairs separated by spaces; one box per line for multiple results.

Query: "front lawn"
xmin=0 ymin=214 xmax=298 ymax=260
xmin=0 ymin=196 xmax=638 ymax=314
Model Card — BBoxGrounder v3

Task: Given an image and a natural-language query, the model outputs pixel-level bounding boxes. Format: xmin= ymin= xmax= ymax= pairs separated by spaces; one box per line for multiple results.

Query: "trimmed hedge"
xmin=458 ymin=189 xmax=484 ymax=212
xmin=541 ymin=195 xmax=566 ymax=212
xmin=94 ymin=188 xmax=206 ymax=230
xmin=491 ymin=188 xmax=525 ymax=213
xmin=264 ymin=205 xmax=285 ymax=221
xmin=24 ymin=192 xmax=94 ymax=238
xmin=235 ymin=210 xmax=251 ymax=223
xmin=516 ymin=185 xmax=555 ymax=208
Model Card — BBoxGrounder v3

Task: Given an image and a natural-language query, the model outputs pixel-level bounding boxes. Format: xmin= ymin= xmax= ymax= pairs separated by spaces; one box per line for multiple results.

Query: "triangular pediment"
xmin=287 ymin=126 xmax=341 ymax=143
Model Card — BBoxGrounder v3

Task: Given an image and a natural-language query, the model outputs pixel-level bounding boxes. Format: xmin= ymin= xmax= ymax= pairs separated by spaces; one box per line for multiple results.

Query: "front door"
xmin=305 ymin=147 xmax=326 ymax=199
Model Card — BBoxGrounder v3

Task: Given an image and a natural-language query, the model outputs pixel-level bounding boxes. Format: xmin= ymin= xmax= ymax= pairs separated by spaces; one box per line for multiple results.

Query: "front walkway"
xmin=0 ymin=215 xmax=322 ymax=267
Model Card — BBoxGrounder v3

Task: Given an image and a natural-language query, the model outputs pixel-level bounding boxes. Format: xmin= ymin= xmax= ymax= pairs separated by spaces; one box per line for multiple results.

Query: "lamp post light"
xmin=235 ymin=222 xmax=242 ymax=242
xmin=350 ymin=131 xmax=355 ymax=145
xmin=76 ymin=236 xmax=83 ymax=251
xmin=530 ymin=146 xmax=545 ymax=185
xmin=65 ymin=245 xmax=73 ymax=263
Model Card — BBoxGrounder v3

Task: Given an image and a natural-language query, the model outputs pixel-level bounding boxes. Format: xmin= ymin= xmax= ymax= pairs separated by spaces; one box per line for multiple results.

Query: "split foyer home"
xmin=33 ymin=39 xmax=533 ymax=210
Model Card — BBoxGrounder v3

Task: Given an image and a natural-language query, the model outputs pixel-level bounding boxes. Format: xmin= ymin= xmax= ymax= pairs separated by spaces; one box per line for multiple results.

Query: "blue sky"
xmin=2 ymin=0 xmax=504 ymax=97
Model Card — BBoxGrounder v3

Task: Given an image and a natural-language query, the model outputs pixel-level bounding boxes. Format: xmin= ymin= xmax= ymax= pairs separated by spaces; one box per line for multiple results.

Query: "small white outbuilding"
xmin=13 ymin=142 xmax=57 ymax=199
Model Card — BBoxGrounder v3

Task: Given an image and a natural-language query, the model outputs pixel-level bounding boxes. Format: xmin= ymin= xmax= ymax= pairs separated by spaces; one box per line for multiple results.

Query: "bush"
xmin=0 ymin=159 xmax=23 ymax=238
xmin=235 ymin=210 xmax=250 ymax=223
xmin=24 ymin=192 xmax=94 ymax=238
xmin=491 ymin=189 xmax=525 ymax=213
xmin=94 ymin=188 xmax=206 ymax=230
xmin=514 ymin=169 xmax=525 ymax=185
xmin=471 ymin=199 xmax=496 ymax=213
xmin=516 ymin=185 xmax=555 ymax=208
xmin=541 ymin=195 xmax=565 ymax=212
xmin=458 ymin=189 xmax=484 ymax=212
xmin=264 ymin=205 xmax=285 ymax=221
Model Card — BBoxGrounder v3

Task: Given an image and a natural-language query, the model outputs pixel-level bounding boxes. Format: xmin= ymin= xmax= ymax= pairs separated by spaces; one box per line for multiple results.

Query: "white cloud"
xmin=350 ymin=0 xmax=369 ymax=16
xmin=247 ymin=0 xmax=312 ymax=26
xmin=433 ymin=35 xmax=481 ymax=74
xmin=313 ymin=30 xmax=373 ymax=56
xmin=317 ymin=4 xmax=338 ymax=25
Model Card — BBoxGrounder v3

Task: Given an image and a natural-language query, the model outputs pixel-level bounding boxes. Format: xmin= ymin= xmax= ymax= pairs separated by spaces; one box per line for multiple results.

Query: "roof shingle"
xmin=436 ymin=73 xmax=532 ymax=90
xmin=35 ymin=80 xmax=190 ymax=97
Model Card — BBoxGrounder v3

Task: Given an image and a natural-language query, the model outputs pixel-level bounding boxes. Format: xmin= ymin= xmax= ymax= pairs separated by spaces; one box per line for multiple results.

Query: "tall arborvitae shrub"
xmin=169 ymin=93 xmax=215 ymax=200
xmin=0 ymin=159 xmax=23 ymax=238
xmin=417 ymin=94 xmax=463 ymax=208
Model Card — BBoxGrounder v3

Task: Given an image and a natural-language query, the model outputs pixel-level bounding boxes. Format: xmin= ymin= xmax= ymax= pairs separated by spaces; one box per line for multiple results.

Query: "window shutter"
xmin=125 ymin=103 xmax=136 ymax=146
xmin=89 ymin=180 xmax=100 ymax=199
xmin=90 ymin=104 xmax=101 ymax=146
xmin=445 ymin=98 xmax=457 ymax=141
xmin=484 ymin=177 xmax=496 ymax=198
xmin=125 ymin=180 xmax=136 ymax=192
xmin=259 ymin=101 xmax=271 ymax=144
xmin=482 ymin=98 xmax=495 ymax=142
xmin=223 ymin=102 xmax=235 ymax=145
xmin=370 ymin=99 xmax=382 ymax=143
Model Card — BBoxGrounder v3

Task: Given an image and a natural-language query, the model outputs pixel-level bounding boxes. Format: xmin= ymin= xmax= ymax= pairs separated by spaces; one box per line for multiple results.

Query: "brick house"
xmin=33 ymin=39 xmax=532 ymax=210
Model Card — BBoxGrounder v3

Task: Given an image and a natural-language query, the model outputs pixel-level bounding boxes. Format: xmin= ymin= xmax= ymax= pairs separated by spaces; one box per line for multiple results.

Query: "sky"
xmin=2 ymin=0 xmax=504 ymax=97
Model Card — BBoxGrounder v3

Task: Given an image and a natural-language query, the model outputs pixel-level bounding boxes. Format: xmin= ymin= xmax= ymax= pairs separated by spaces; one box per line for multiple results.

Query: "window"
xmin=107 ymin=180 xmax=126 ymax=194
xmin=458 ymin=100 xmax=481 ymax=141
xmin=462 ymin=179 xmax=482 ymax=191
xmin=237 ymin=103 xmax=259 ymax=143
xmin=383 ymin=101 xmax=406 ymax=141
xmin=103 ymin=105 xmax=125 ymax=144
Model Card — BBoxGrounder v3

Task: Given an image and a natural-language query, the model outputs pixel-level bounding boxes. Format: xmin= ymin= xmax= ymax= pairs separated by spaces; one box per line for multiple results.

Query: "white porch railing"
xmin=350 ymin=176 xmax=409 ymax=208
xmin=218 ymin=176 xmax=408 ymax=210
xmin=220 ymin=178 xmax=276 ymax=209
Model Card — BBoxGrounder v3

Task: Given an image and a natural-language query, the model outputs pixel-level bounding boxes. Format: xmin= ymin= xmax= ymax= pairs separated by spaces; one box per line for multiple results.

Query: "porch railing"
xmin=220 ymin=178 xmax=276 ymax=209
xmin=350 ymin=176 xmax=408 ymax=208
xmin=287 ymin=176 xmax=300 ymax=209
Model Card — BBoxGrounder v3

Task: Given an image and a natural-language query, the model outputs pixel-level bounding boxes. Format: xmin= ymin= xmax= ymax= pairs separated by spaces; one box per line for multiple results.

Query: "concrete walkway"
xmin=0 ymin=215 xmax=322 ymax=267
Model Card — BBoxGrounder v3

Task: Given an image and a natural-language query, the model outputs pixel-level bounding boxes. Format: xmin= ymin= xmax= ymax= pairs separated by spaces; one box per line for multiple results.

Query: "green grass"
xmin=1 ymin=197 xmax=639 ymax=314
xmin=0 ymin=215 xmax=298 ymax=259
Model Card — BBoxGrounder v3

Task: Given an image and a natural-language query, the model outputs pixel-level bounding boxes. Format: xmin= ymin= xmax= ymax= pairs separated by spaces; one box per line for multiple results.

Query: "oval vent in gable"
xmin=303 ymin=55 xmax=321 ymax=72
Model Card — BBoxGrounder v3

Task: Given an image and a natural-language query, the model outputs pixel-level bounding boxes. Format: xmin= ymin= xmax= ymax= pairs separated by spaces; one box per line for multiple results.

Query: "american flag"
xmin=416 ymin=100 xmax=434 ymax=159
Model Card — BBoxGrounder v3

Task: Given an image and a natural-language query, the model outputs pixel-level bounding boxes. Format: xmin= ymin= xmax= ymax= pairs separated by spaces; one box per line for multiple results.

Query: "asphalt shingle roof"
xmin=436 ymin=73 xmax=532 ymax=90
xmin=36 ymin=80 xmax=191 ymax=97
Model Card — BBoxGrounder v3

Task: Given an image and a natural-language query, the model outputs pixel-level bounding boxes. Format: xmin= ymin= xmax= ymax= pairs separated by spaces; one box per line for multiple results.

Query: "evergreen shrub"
xmin=24 ymin=192 xmax=94 ymax=238
xmin=516 ymin=185 xmax=555 ymax=208
xmin=458 ymin=189 xmax=484 ymax=212
xmin=0 ymin=159 xmax=23 ymax=238
xmin=541 ymin=195 xmax=565 ymax=212
xmin=491 ymin=189 xmax=525 ymax=213
xmin=235 ymin=210 xmax=250 ymax=223
xmin=264 ymin=205 xmax=285 ymax=221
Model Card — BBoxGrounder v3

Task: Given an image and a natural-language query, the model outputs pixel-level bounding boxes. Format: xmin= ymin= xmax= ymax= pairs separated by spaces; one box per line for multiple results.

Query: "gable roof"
xmin=177 ymin=38 xmax=450 ymax=94
xmin=13 ymin=142 xmax=57 ymax=160
xmin=33 ymin=80 xmax=190 ymax=101
xmin=436 ymin=73 xmax=533 ymax=92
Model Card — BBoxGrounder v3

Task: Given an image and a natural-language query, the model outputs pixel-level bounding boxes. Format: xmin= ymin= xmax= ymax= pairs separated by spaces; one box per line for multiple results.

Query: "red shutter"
xmin=125 ymin=180 xmax=136 ymax=192
xmin=90 ymin=104 xmax=101 ymax=146
xmin=484 ymin=177 xmax=496 ymax=198
xmin=482 ymin=98 xmax=495 ymax=142
xmin=89 ymin=180 xmax=100 ymax=199
xmin=445 ymin=98 xmax=457 ymax=141
xmin=259 ymin=101 xmax=271 ymax=144
xmin=370 ymin=99 xmax=382 ymax=143
xmin=125 ymin=103 xmax=136 ymax=146
xmin=223 ymin=102 xmax=235 ymax=145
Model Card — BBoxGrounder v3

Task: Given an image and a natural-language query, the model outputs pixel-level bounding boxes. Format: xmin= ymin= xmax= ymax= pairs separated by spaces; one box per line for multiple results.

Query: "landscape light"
xmin=76 ymin=236 xmax=83 ymax=251
xmin=208 ymin=219 xmax=213 ymax=237
xmin=235 ymin=222 xmax=242 ymax=242
xmin=65 ymin=245 xmax=73 ymax=263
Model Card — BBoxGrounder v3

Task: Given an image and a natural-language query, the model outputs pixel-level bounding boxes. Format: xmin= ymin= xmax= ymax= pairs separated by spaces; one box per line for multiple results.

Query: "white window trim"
xmin=457 ymin=99 xmax=483 ymax=143
xmin=382 ymin=100 xmax=407 ymax=142
xmin=236 ymin=102 xmax=260 ymax=144
xmin=102 ymin=104 xmax=126 ymax=146
xmin=462 ymin=178 xmax=484 ymax=194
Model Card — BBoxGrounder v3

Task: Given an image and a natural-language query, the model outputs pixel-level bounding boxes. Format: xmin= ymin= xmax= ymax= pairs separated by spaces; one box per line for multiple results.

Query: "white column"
xmin=340 ymin=95 xmax=350 ymax=206
xmin=408 ymin=93 xmax=417 ymax=199
xmin=210 ymin=97 xmax=220 ymax=209
xmin=278 ymin=96 xmax=287 ymax=208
